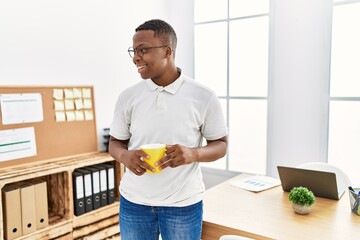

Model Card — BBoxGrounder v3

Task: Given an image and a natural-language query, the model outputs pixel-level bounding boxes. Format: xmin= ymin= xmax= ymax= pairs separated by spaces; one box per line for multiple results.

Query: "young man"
xmin=109 ymin=19 xmax=228 ymax=240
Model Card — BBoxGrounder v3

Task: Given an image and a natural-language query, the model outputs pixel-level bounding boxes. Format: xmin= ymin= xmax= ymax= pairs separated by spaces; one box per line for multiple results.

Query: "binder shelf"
xmin=0 ymin=152 xmax=124 ymax=240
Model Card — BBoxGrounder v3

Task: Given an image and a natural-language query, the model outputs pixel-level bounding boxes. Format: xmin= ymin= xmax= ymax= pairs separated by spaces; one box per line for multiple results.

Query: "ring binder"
xmin=76 ymin=169 xmax=93 ymax=213
xmin=93 ymin=165 xmax=108 ymax=207
xmin=98 ymin=163 xmax=115 ymax=204
xmin=83 ymin=166 xmax=101 ymax=210
xmin=72 ymin=171 xmax=85 ymax=216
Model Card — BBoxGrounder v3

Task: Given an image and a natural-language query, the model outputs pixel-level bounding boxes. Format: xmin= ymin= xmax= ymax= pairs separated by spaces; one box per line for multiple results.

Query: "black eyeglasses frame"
xmin=127 ymin=45 xmax=168 ymax=58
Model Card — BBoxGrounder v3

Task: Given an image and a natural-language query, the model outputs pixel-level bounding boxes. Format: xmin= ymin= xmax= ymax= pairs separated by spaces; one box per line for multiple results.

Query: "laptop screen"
xmin=277 ymin=166 xmax=344 ymax=200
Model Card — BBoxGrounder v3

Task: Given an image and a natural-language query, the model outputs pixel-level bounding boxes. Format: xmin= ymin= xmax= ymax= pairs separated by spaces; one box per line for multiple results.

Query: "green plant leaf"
xmin=288 ymin=186 xmax=316 ymax=206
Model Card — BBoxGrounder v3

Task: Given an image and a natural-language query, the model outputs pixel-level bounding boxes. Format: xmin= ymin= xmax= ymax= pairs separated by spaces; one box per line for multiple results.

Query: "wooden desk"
xmin=202 ymin=174 xmax=360 ymax=240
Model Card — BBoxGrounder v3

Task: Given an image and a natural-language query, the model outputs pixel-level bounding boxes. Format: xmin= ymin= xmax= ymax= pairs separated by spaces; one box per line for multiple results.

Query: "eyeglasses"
xmin=128 ymin=45 xmax=168 ymax=58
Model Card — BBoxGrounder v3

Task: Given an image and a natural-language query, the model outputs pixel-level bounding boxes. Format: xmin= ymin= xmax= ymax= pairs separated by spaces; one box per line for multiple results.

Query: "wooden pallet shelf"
xmin=16 ymin=220 xmax=73 ymax=240
xmin=0 ymin=152 xmax=123 ymax=240
xmin=72 ymin=204 xmax=120 ymax=239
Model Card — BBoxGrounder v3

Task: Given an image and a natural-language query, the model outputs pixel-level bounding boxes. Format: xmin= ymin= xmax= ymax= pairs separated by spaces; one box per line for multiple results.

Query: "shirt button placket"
xmin=156 ymin=87 xmax=166 ymax=111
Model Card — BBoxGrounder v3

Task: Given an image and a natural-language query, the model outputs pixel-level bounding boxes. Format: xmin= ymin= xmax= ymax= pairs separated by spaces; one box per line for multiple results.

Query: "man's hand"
xmin=120 ymin=149 xmax=155 ymax=176
xmin=157 ymin=144 xmax=198 ymax=170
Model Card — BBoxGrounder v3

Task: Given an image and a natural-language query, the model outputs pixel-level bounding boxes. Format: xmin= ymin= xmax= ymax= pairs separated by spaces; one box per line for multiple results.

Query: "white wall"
xmin=267 ymin=0 xmax=333 ymax=177
xmin=0 ymin=0 xmax=194 ymax=151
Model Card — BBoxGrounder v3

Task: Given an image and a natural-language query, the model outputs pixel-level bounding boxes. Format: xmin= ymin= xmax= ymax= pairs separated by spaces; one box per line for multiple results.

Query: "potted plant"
xmin=288 ymin=186 xmax=316 ymax=214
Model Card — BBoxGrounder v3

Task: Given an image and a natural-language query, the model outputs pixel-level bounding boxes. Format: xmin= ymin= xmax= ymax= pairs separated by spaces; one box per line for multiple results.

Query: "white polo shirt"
xmin=110 ymin=70 xmax=228 ymax=207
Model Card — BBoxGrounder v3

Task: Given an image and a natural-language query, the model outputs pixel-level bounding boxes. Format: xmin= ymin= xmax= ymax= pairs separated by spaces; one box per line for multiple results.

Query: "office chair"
xmin=297 ymin=162 xmax=351 ymax=192
xmin=219 ymin=235 xmax=253 ymax=240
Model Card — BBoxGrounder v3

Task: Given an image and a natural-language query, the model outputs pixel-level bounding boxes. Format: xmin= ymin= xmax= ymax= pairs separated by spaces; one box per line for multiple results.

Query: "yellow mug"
xmin=140 ymin=143 xmax=166 ymax=174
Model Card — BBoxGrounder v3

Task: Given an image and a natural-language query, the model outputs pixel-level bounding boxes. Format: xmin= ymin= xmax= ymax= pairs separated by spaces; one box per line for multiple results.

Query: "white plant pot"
xmin=292 ymin=203 xmax=313 ymax=215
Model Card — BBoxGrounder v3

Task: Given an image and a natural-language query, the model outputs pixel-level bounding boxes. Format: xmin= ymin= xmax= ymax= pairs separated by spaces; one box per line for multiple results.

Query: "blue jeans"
xmin=119 ymin=195 xmax=203 ymax=240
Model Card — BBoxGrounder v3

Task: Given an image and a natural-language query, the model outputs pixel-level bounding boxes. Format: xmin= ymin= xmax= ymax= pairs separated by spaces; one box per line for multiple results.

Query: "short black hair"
xmin=136 ymin=19 xmax=177 ymax=54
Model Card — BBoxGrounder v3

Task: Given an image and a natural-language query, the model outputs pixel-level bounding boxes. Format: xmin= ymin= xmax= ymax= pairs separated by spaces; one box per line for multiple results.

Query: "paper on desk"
xmin=230 ymin=175 xmax=281 ymax=192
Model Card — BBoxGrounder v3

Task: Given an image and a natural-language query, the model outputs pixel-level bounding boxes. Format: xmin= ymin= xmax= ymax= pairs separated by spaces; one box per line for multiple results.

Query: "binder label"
xmin=93 ymin=172 xmax=100 ymax=194
xmin=76 ymin=176 xmax=84 ymax=198
xmin=84 ymin=174 xmax=92 ymax=197
xmin=109 ymin=168 xmax=115 ymax=189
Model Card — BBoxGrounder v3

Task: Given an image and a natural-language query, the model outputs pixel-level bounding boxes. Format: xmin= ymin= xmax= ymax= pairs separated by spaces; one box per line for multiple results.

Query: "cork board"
xmin=0 ymin=86 xmax=98 ymax=168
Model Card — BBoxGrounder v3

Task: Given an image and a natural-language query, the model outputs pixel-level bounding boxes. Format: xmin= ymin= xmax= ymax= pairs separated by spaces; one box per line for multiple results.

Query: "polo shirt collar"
xmin=145 ymin=68 xmax=184 ymax=94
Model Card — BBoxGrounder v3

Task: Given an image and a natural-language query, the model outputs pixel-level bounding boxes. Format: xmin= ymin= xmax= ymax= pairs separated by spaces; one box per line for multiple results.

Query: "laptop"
xmin=277 ymin=166 xmax=345 ymax=200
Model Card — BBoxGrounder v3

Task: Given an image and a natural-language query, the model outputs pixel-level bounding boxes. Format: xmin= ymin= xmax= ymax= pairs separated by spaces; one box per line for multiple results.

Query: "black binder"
xmin=76 ymin=169 xmax=93 ymax=213
xmin=83 ymin=166 xmax=101 ymax=210
xmin=93 ymin=165 xmax=108 ymax=207
xmin=99 ymin=163 xmax=115 ymax=204
xmin=72 ymin=171 xmax=85 ymax=216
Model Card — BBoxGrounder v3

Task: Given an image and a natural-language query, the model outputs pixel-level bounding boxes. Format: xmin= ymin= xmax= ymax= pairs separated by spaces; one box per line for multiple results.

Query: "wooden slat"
xmin=57 ymin=173 xmax=65 ymax=216
xmin=0 ymin=152 xmax=97 ymax=179
xmin=0 ymin=163 xmax=59 ymax=179
xmin=104 ymin=234 xmax=121 ymax=240
xmin=81 ymin=224 xmax=120 ymax=240
xmin=72 ymin=215 xmax=119 ymax=239
xmin=50 ymin=174 xmax=59 ymax=213
xmin=15 ymin=220 xmax=72 ymax=240
xmin=48 ymin=214 xmax=63 ymax=225
xmin=56 ymin=153 xmax=115 ymax=169
xmin=64 ymin=171 xmax=72 ymax=220
xmin=52 ymin=232 xmax=73 ymax=240
xmin=0 ymin=152 xmax=113 ymax=183
xmin=73 ymin=202 xmax=120 ymax=228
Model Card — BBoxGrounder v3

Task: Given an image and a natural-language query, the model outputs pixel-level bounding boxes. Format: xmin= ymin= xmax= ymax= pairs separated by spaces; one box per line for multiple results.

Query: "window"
xmin=328 ymin=0 xmax=360 ymax=184
xmin=195 ymin=0 xmax=269 ymax=174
